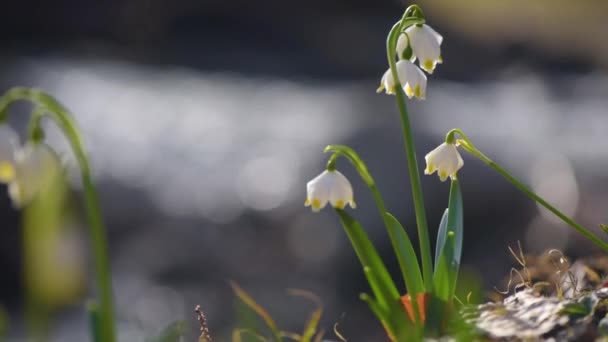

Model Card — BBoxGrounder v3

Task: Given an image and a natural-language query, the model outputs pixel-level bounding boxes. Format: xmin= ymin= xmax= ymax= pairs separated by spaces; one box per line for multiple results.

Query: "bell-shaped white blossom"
xmin=424 ymin=142 xmax=463 ymax=182
xmin=8 ymin=143 xmax=62 ymax=208
xmin=377 ymin=60 xmax=427 ymax=99
xmin=0 ymin=125 xmax=19 ymax=183
xmin=405 ymin=24 xmax=443 ymax=74
xmin=396 ymin=34 xmax=416 ymax=62
xmin=305 ymin=170 xmax=355 ymax=212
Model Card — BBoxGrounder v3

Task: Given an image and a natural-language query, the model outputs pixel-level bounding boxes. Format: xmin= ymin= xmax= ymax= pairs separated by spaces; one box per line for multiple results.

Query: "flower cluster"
xmin=377 ymin=24 xmax=443 ymax=100
xmin=0 ymin=125 xmax=62 ymax=207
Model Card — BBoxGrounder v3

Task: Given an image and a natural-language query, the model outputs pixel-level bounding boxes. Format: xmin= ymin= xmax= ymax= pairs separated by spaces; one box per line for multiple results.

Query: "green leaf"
xmin=384 ymin=213 xmax=424 ymax=296
xmin=146 ymin=321 xmax=187 ymax=342
xmin=360 ymin=293 xmax=387 ymax=325
xmin=335 ymin=209 xmax=399 ymax=305
xmin=434 ymin=209 xmax=449 ymax=272
xmin=433 ymin=179 xmax=464 ymax=302
xmin=446 ymin=179 xmax=464 ymax=274
xmin=231 ymin=282 xmax=282 ymax=342
xmin=336 ymin=209 xmax=411 ymax=338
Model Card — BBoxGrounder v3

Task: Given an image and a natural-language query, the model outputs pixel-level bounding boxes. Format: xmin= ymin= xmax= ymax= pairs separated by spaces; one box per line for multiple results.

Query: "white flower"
xmin=8 ymin=143 xmax=62 ymax=208
xmin=396 ymin=34 xmax=415 ymax=62
xmin=305 ymin=170 xmax=355 ymax=212
xmin=424 ymin=142 xmax=463 ymax=182
xmin=377 ymin=60 xmax=427 ymax=99
xmin=0 ymin=125 xmax=19 ymax=183
xmin=405 ymin=24 xmax=443 ymax=74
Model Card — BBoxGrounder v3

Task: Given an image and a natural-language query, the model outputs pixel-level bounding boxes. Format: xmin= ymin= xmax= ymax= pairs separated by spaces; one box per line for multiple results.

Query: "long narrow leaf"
xmin=434 ymin=209 xmax=449 ymax=271
xmin=230 ymin=282 xmax=282 ymax=342
xmin=446 ymin=179 xmax=464 ymax=296
xmin=433 ymin=179 xmax=464 ymax=301
xmin=360 ymin=293 xmax=391 ymax=336
xmin=336 ymin=210 xmax=416 ymax=339
xmin=384 ymin=213 xmax=424 ymax=296
xmin=363 ymin=267 xmax=390 ymax=310
xmin=335 ymin=209 xmax=400 ymax=303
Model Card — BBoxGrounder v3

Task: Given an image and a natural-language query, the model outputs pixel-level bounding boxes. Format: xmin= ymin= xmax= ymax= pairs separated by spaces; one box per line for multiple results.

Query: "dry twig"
xmin=195 ymin=305 xmax=212 ymax=342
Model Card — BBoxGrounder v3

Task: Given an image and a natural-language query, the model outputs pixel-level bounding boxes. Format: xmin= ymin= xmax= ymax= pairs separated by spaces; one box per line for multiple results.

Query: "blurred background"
xmin=0 ymin=0 xmax=607 ymax=340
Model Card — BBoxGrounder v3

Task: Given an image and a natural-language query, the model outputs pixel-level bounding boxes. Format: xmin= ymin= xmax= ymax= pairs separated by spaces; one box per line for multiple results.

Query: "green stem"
xmin=387 ymin=25 xmax=433 ymax=292
xmin=0 ymin=87 xmax=116 ymax=342
xmin=324 ymin=145 xmax=423 ymax=330
xmin=450 ymin=128 xmax=608 ymax=253
xmin=324 ymin=146 xmax=407 ymax=284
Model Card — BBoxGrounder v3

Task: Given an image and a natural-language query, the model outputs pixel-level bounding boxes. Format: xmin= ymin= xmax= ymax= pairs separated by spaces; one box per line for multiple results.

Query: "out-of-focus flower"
xmin=0 ymin=125 xmax=19 ymax=183
xmin=424 ymin=142 xmax=463 ymax=182
xmin=305 ymin=170 xmax=355 ymax=212
xmin=8 ymin=143 xmax=62 ymax=208
xmin=377 ymin=60 xmax=427 ymax=99
xmin=405 ymin=24 xmax=443 ymax=74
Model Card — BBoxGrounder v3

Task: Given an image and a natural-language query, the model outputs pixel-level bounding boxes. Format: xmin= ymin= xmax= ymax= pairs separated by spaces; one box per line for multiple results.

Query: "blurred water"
xmin=2 ymin=57 xmax=608 ymax=340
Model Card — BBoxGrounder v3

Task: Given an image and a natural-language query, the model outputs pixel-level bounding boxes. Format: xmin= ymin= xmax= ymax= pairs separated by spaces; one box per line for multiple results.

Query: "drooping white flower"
xmin=424 ymin=142 xmax=463 ymax=182
xmin=8 ymin=143 xmax=62 ymax=208
xmin=396 ymin=34 xmax=415 ymax=62
xmin=0 ymin=125 xmax=19 ymax=183
xmin=305 ymin=170 xmax=355 ymax=212
xmin=377 ymin=60 xmax=427 ymax=99
xmin=405 ymin=24 xmax=443 ymax=74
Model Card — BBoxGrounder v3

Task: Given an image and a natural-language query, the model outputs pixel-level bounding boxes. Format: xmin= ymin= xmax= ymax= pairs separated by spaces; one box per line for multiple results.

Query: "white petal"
xmin=406 ymin=24 xmax=442 ymax=74
xmin=306 ymin=170 xmax=331 ymax=211
xmin=424 ymin=24 xmax=443 ymax=45
xmin=8 ymin=143 xmax=62 ymax=208
xmin=396 ymin=60 xmax=427 ymax=100
xmin=0 ymin=125 xmax=19 ymax=183
xmin=328 ymin=170 xmax=354 ymax=209
xmin=377 ymin=68 xmax=395 ymax=94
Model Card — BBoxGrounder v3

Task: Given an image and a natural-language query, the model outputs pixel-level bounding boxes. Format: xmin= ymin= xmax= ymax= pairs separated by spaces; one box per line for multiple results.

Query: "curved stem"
xmin=387 ymin=26 xmax=433 ymax=292
xmin=324 ymin=145 xmax=409 ymax=276
xmin=324 ymin=145 xmax=423 ymax=329
xmin=0 ymin=87 xmax=116 ymax=342
xmin=450 ymin=129 xmax=608 ymax=253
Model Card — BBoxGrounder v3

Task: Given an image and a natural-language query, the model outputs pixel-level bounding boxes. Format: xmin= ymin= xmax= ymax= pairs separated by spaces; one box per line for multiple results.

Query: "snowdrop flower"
xmin=377 ymin=60 xmax=427 ymax=99
xmin=396 ymin=34 xmax=415 ymax=62
xmin=305 ymin=170 xmax=355 ymax=212
xmin=424 ymin=142 xmax=463 ymax=182
xmin=0 ymin=125 xmax=19 ymax=183
xmin=405 ymin=24 xmax=443 ymax=74
xmin=8 ymin=143 xmax=62 ymax=208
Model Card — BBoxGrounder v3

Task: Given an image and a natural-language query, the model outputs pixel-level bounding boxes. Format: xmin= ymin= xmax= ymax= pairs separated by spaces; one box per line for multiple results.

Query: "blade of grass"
xmin=313 ymin=330 xmax=325 ymax=342
xmin=232 ymin=329 xmax=269 ymax=342
xmin=286 ymin=289 xmax=322 ymax=342
xmin=230 ymin=282 xmax=282 ymax=342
